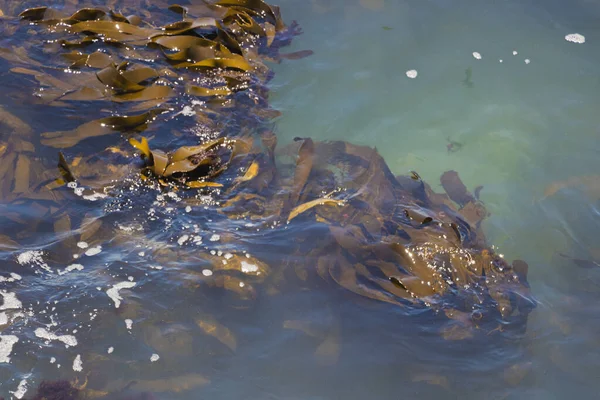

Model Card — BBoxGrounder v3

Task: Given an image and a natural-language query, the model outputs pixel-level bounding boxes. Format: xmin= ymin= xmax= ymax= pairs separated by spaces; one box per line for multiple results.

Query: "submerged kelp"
xmin=0 ymin=1 xmax=536 ymax=398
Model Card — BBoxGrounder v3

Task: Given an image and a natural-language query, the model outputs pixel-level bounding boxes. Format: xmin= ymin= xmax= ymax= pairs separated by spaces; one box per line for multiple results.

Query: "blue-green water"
xmin=271 ymin=0 xmax=600 ymax=398
xmin=0 ymin=0 xmax=599 ymax=399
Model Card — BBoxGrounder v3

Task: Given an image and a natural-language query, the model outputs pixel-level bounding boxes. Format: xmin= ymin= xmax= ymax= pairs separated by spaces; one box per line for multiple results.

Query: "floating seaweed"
xmin=0 ymin=1 xmax=537 ymax=397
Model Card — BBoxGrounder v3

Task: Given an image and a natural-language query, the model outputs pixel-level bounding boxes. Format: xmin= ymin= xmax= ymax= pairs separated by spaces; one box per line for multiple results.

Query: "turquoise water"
xmin=270 ymin=0 xmax=600 ymax=398
xmin=0 ymin=0 xmax=599 ymax=399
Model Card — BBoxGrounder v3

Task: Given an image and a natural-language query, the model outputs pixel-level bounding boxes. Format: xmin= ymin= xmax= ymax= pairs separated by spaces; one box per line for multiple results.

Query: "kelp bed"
xmin=0 ymin=1 xmax=536 ymax=398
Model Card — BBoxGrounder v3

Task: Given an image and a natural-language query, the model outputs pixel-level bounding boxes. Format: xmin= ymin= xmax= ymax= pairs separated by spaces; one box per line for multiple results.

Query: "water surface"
xmin=1 ymin=0 xmax=599 ymax=399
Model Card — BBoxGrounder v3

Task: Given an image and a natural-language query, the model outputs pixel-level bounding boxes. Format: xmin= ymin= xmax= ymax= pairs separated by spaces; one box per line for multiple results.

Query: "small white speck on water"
xmin=58 ymin=264 xmax=84 ymax=276
xmin=125 ymin=319 xmax=133 ymax=330
xmin=513 ymin=50 xmax=518 ymax=55
xmin=50 ymin=357 xmax=56 ymax=363
xmin=73 ymin=354 xmax=83 ymax=372
xmin=138 ymin=251 xmax=145 ymax=257
xmin=239 ymin=282 xmax=245 ymax=288
xmin=202 ymin=269 xmax=213 ymax=277
xmin=405 ymin=69 xmax=417 ymax=78
xmin=499 ymin=59 xmax=503 ymax=63
xmin=0 ymin=334 xmax=19 ymax=363
xmin=77 ymin=242 xmax=88 ymax=249
xmin=11 ymin=378 xmax=28 ymax=399
xmin=209 ymin=234 xmax=220 ymax=242
xmin=177 ymin=235 xmax=189 ymax=245
xmin=150 ymin=353 xmax=160 ymax=362
xmin=241 ymin=261 xmax=259 ymax=273
xmin=181 ymin=105 xmax=195 ymax=116
xmin=1 ymin=291 xmax=22 ymax=310
xmin=17 ymin=250 xmax=51 ymax=273
xmin=108 ymin=347 xmax=114 ymax=354
xmin=85 ymin=246 xmax=102 ymax=256
xmin=128 ymin=276 xmax=134 ymax=282
xmin=565 ymin=33 xmax=585 ymax=44
xmin=106 ymin=281 xmax=136 ymax=308
xmin=524 ymin=59 xmax=530 ymax=64
xmin=185 ymin=206 xmax=192 ymax=213
xmin=472 ymin=52 xmax=482 ymax=60
xmin=34 ymin=328 xmax=77 ymax=347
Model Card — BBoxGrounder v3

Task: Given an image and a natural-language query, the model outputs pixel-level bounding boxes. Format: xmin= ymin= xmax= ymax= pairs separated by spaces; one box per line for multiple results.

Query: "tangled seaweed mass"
xmin=0 ymin=0 xmax=536 ymax=397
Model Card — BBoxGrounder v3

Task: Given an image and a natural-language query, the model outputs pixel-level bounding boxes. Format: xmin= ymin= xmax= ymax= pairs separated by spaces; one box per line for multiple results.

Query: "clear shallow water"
xmin=0 ymin=0 xmax=599 ymax=399
xmin=270 ymin=0 xmax=600 ymax=397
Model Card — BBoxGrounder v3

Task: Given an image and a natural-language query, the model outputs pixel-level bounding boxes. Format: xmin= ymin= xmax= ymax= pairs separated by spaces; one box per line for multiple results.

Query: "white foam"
xmin=150 ymin=353 xmax=160 ymax=362
xmin=34 ymin=328 xmax=77 ymax=347
xmin=472 ymin=52 xmax=482 ymax=60
xmin=125 ymin=319 xmax=133 ymax=330
xmin=405 ymin=69 xmax=418 ymax=79
xmin=524 ymin=59 xmax=531 ymax=64
xmin=241 ymin=261 xmax=259 ymax=274
xmin=106 ymin=281 xmax=136 ymax=308
xmin=177 ymin=235 xmax=189 ymax=245
xmin=58 ymin=264 xmax=84 ymax=276
xmin=185 ymin=206 xmax=192 ymax=213
xmin=50 ymin=357 xmax=56 ymax=363
xmin=0 ymin=291 xmax=22 ymax=310
xmin=181 ymin=105 xmax=195 ymax=117
xmin=0 ymin=312 xmax=7 ymax=325
xmin=108 ymin=347 xmax=114 ymax=354
xmin=202 ymin=269 xmax=213 ymax=277
xmin=77 ymin=242 xmax=89 ymax=249
xmin=513 ymin=50 xmax=518 ymax=55
xmin=209 ymin=234 xmax=220 ymax=242
xmin=0 ymin=335 xmax=19 ymax=363
xmin=83 ymin=192 xmax=108 ymax=201
xmin=73 ymin=354 xmax=83 ymax=372
xmin=16 ymin=250 xmax=52 ymax=273
xmin=565 ymin=33 xmax=585 ymax=44
xmin=85 ymin=246 xmax=102 ymax=256
xmin=0 ymin=273 xmax=22 ymax=283
xmin=11 ymin=379 xmax=28 ymax=399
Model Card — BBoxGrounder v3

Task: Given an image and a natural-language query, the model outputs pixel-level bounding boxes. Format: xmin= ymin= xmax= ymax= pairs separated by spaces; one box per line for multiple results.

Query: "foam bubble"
xmin=0 ymin=291 xmax=22 ymax=310
xmin=34 ymin=328 xmax=77 ymax=347
xmin=106 ymin=281 xmax=136 ymax=308
xmin=150 ymin=353 xmax=160 ymax=362
xmin=202 ymin=269 xmax=213 ymax=277
xmin=241 ymin=261 xmax=259 ymax=274
xmin=565 ymin=33 xmax=585 ymax=44
xmin=11 ymin=379 xmax=28 ymax=399
xmin=17 ymin=250 xmax=52 ymax=273
xmin=58 ymin=264 xmax=84 ymax=276
xmin=73 ymin=354 xmax=83 ymax=372
xmin=0 ymin=335 xmax=19 ymax=363
xmin=85 ymin=246 xmax=102 ymax=256
xmin=405 ymin=69 xmax=418 ymax=79
xmin=472 ymin=52 xmax=482 ymax=60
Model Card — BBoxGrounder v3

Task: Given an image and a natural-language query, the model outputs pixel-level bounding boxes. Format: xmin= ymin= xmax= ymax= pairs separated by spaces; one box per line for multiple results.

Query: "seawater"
xmin=270 ymin=0 xmax=600 ymax=398
xmin=0 ymin=0 xmax=599 ymax=399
